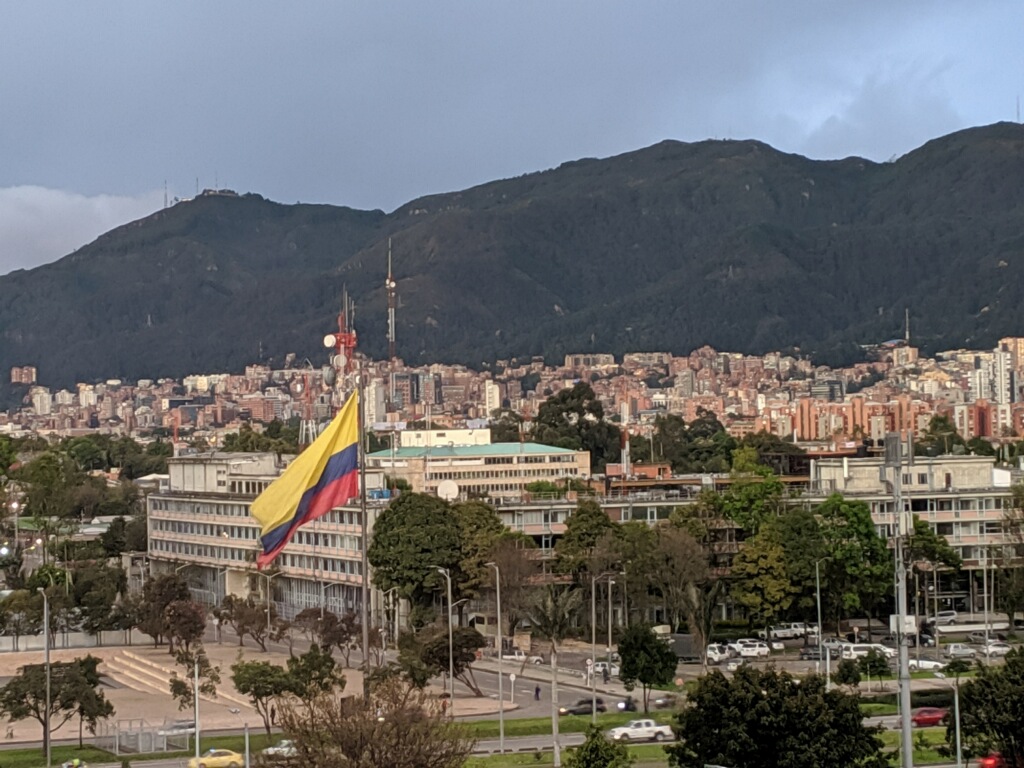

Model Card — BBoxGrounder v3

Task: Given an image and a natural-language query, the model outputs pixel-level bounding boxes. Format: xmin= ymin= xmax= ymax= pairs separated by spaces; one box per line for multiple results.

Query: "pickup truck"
xmin=757 ymin=623 xmax=813 ymax=640
xmin=500 ymin=649 xmax=544 ymax=665
xmin=607 ymin=719 xmax=674 ymax=743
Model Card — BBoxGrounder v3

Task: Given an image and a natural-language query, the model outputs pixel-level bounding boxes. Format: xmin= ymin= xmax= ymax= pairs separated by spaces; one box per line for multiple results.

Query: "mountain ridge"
xmin=3 ymin=122 xmax=1024 ymax=395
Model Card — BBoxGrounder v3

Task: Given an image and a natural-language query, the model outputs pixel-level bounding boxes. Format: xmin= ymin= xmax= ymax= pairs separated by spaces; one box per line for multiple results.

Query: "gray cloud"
xmin=0 ymin=187 xmax=162 ymax=274
xmin=0 ymin=1 xmax=1020 ymax=273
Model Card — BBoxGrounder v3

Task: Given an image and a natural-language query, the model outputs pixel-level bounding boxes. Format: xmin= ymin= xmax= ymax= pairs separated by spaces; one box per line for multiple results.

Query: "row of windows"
xmin=151 ymin=499 xmax=365 ymax=526
xmin=151 ymin=540 xmax=364 ymax=575
xmin=152 ymin=519 xmax=364 ymax=551
xmin=429 ymin=468 xmax=579 ymax=481
xmin=482 ymin=455 xmax=579 ymax=466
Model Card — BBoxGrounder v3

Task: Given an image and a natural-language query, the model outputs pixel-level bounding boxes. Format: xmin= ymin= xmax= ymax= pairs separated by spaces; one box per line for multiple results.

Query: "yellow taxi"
xmin=187 ymin=748 xmax=243 ymax=768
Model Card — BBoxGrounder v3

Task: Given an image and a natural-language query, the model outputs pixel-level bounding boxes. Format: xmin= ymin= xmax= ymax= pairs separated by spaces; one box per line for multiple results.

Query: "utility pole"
xmin=885 ymin=433 xmax=914 ymax=768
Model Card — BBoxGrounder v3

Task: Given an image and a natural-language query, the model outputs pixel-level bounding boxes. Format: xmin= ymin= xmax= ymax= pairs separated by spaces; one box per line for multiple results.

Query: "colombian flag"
xmin=251 ymin=391 xmax=360 ymax=568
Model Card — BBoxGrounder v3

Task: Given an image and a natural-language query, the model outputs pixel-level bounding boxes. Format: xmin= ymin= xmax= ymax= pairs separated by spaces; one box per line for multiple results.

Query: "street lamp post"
xmin=815 ymin=558 xmax=829 ymax=679
xmin=934 ymin=672 xmax=962 ymax=768
xmin=263 ymin=573 xmax=282 ymax=635
xmin=486 ymin=562 xmax=504 ymax=754
xmin=590 ymin=571 xmax=615 ymax=723
xmin=37 ymin=587 xmax=51 ymax=768
xmin=607 ymin=579 xmax=615 ymax=670
xmin=435 ymin=567 xmax=455 ymax=718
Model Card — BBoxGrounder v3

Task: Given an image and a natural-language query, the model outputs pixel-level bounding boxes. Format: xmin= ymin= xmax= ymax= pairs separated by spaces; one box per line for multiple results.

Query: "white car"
xmin=907 ymin=658 xmax=946 ymax=671
xmin=737 ymin=641 xmax=770 ymax=658
xmin=501 ymin=649 xmax=544 ymax=665
xmin=262 ymin=740 xmax=297 ymax=757
xmin=607 ymin=719 xmax=674 ymax=743
xmin=592 ymin=661 xmax=620 ymax=677
xmin=706 ymin=644 xmax=731 ymax=664
xmin=981 ymin=641 xmax=1012 ymax=657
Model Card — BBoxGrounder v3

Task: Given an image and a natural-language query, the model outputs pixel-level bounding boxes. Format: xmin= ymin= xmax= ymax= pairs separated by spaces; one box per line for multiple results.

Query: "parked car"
xmin=944 ymin=643 xmax=976 ymax=659
xmin=158 ymin=719 xmax=196 ymax=737
xmin=560 ymin=698 xmax=606 ymax=716
xmin=968 ymin=631 xmax=1007 ymax=644
xmin=981 ymin=641 xmax=1012 ymax=657
xmin=821 ymin=638 xmax=846 ymax=655
xmin=592 ymin=661 xmax=620 ymax=678
xmin=757 ymin=623 xmax=812 ymax=640
xmin=607 ymin=719 xmax=674 ymax=743
xmin=501 ymin=649 xmax=544 ymax=665
xmin=910 ymin=707 xmax=949 ymax=727
xmin=799 ymin=645 xmax=825 ymax=661
xmin=262 ymin=740 xmax=297 ymax=758
xmin=729 ymin=640 xmax=770 ymax=658
xmin=706 ymin=643 xmax=731 ymax=664
xmin=187 ymin=749 xmax=243 ymax=768
xmin=907 ymin=658 xmax=946 ymax=671
xmin=978 ymin=753 xmax=1006 ymax=768
xmin=843 ymin=644 xmax=896 ymax=660
xmin=931 ymin=610 xmax=958 ymax=626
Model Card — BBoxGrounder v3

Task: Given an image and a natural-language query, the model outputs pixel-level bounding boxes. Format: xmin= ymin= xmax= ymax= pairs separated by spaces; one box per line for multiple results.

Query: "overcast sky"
xmin=1 ymin=1 xmax=1020 ymax=274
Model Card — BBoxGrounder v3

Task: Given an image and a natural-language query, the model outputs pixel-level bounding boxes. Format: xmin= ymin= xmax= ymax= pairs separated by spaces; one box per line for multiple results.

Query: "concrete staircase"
xmin=104 ymin=650 xmax=251 ymax=709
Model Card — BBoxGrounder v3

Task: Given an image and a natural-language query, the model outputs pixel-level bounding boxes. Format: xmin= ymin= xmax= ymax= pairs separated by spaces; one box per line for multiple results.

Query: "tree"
xmin=720 ymin=469 xmax=786 ymax=535
xmin=529 ymin=587 xmax=582 ymax=768
xmin=286 ymin=644 xmax=345 ymax=703
xmin=418 ymin=626 xmax=487 ymax=697
xmin=650 ymin=525 xmax=707 ymax=631
xmin=0 ymin=657 xmax=113 ymax=757
xmin=834 ymin=659 xmax=862 ymax=687
xmin=565 ymin=724 xmax=635 ymax=768
xmin=617 ymin=624 xmax=678 ymax=712
xmin=71 ymin=655 xmax=114 ymax=748
xmin=164 ymin=599 xmax=206 ymax=653
xmin=530 ymin=382 xmax=621 ymax=472
xmin=957 ymin=648 xmax=1024 ymax=765
xmin=451 ymin=501 xmax=505 ymax=607
xmin=773 ymin=507 xmax=827 ymax=622
xmin=488 ymin=533 xmax=540 ymax=636
xmin=368 ymin=493 xmax=462 ymax=621
xmin=168 ymin=645 xmax=220 ymax=711
xmin=916 ymin=415 xmax=967 ymax=457
xmin=817 ymin=495 xmax=892 ymax=631
xmin=556 ymin=500 xmax=615 ymax=581
xmin=590 ymin=522 xmax=657 ymax=625
xmin=218 ymin=595 xmax=275 ymax=651
xmin=858 ymin=650 xmax=890 ymax=692
xmin=139 ymin=573 xmax=190 ymax=648
xmin=231 ymin=659 xmax=292 ymax=735
xmin=730 ymin=521 xmax=794 ymax=630
xmin=667 ymin=666 xmax=887 ymax=768
xmin=489 ymin=408 xmax=524 ymax=443
xmin=264 ymin=677 xmax=474 ymax=768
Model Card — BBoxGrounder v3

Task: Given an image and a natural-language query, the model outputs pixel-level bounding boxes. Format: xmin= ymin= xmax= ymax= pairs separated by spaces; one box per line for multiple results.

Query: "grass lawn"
xmin=464 ymin=711 xmax=674 ymax=739
xmin=0 ymin=733 xmax=281 ymax=767
xmin=861 ymin=701 xmax=899 ymax=716
xmin=879 ymin=727 xmax=950 ymax=764
xmin=466 ymin=743 xmax=669 ymax=767
xmin=0 ymin=745 xmax=113 ymax=768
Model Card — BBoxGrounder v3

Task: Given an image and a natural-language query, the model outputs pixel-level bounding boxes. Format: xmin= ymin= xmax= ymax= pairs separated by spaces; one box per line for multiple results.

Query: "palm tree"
xmin=528 ymin=586 xmax=582 ymax=768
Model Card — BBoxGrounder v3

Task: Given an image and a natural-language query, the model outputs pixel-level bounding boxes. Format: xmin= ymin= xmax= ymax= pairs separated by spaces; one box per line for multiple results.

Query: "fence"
xmin=0 ymin=629 xmax=148 ymax=653
xmin=95 ymin=718 xmax=187 ymax=755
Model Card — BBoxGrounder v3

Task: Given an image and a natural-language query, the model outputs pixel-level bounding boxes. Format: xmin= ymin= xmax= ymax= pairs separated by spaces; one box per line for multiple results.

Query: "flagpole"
xmin=358 ymin=360 xmax=371 ymax=698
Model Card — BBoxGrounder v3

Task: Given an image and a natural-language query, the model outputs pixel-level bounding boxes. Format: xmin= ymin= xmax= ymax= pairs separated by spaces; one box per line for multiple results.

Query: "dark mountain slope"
xmin=3 ymin=123 xmax=1024 ymax=393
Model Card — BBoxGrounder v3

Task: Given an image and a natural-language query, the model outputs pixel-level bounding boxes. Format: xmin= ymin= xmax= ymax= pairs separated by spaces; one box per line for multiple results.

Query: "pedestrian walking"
xmin=534 ymin=685 xmax=541 ymax=701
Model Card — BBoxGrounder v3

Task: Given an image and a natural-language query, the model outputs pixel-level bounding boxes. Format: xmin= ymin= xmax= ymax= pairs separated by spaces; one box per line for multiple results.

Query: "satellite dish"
xmin=333 ymin=353 xmax=347 ymax=369
xmin=291 ymin=382 xmax=304 ymax=394
xmin=323 ymin=366 xmax=336 ymax=386
xmin=323 ymin=334 xmax=337 ymax=349
xmin=437 ymin=480 xmax=459 ymax=501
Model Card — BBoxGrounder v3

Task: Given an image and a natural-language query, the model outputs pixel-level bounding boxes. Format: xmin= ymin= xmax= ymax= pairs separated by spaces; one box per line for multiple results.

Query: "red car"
xmin=910 ymin=707 xmax=948 ymax=727
xmin=978 ymin=754 xmax=1007 ymax=768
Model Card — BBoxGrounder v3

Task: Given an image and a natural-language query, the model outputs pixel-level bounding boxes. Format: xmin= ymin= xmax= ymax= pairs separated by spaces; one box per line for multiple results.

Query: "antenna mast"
xmin=386 ymin=238 xmax=397 ymax=361
xmin=905 ymin=307 xmax=910 ymax=344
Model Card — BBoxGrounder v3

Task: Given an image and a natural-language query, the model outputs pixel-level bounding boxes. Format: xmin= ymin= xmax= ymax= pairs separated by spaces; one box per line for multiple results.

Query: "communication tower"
xmin=386 ymin=238 xmax=397 ymax=361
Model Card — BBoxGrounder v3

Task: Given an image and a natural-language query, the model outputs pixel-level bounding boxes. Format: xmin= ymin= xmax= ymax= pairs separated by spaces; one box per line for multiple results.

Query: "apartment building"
xmin=365 ymin=433 xmax=590 ymax=499
xmin=809 ymin=454 xmax=1017 ymax=613
xmin=147 ymin=452 xmax=390 ymax=622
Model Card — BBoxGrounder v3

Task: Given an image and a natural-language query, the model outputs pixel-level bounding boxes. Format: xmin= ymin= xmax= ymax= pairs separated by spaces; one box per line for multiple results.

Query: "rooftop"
xmin=368 ymin=442 xmax=579 ymax=459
